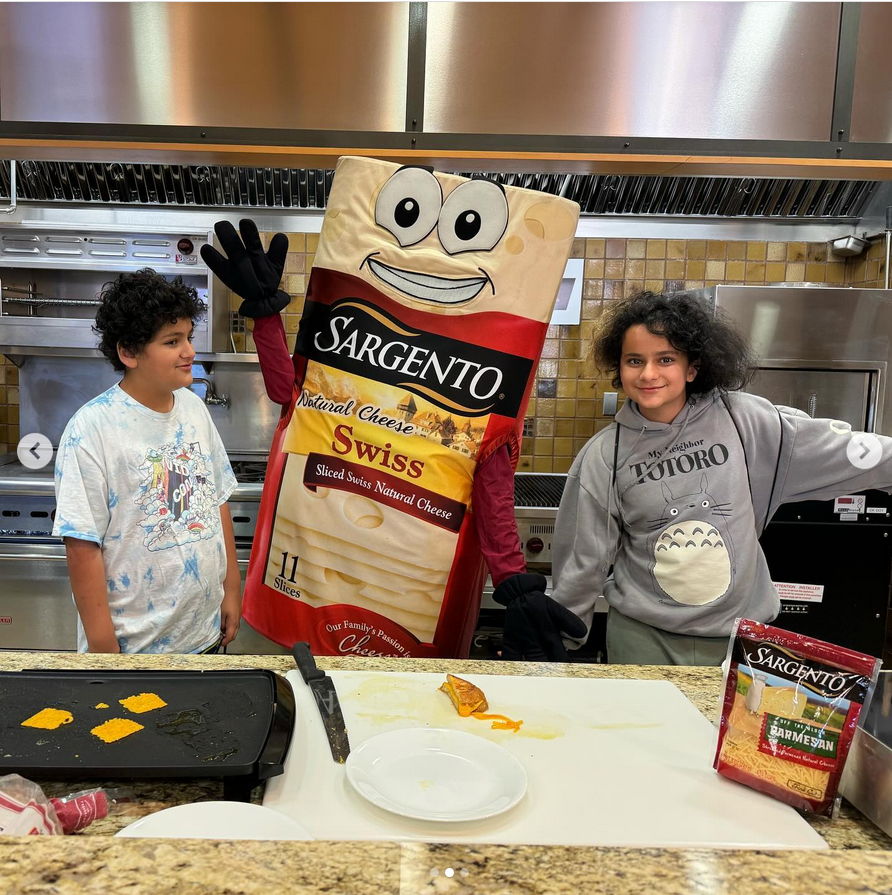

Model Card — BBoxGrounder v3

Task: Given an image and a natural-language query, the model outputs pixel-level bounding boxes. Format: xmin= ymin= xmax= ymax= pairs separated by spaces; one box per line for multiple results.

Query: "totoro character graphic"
xmin=649 ymin=474 xmax=732 ymax=606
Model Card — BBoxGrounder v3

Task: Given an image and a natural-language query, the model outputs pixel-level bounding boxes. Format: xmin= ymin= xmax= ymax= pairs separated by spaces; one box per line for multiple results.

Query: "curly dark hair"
xmin=93 ymin=269 xmax=206 ymax=372
xmin=593 ymin=290 xmax=757 ymax=395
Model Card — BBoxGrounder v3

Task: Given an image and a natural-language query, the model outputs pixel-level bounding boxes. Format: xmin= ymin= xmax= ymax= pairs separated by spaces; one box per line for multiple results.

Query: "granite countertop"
xmin=1 ymin=651 xmax=891 ymax=895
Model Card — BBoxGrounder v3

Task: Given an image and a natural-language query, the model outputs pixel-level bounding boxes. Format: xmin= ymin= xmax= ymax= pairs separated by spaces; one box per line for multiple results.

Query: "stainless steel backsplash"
xmin=14 ymin=355 xmax=281 ymax=457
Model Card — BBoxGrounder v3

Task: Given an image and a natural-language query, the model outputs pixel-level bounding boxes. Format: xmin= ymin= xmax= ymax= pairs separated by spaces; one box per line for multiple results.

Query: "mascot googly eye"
xmin=375 ymin=167 xmax=442 ymax=247
xmin=438 ymin=180 xmax=509 ymax=256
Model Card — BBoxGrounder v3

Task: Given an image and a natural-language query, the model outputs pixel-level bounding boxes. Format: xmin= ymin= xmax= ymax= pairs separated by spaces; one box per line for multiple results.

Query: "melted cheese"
xmin=91 ymin=718 xmax=144 ymax=744
xmin=471 ymin=711 xmax=524 ymax=733
xmin=21 ymin=708 xmax=74 ymax=730
xmin=438 ymin=675 xmax=523 ymax=732
xmin=119 ymin=693 xmax=167 ymax=714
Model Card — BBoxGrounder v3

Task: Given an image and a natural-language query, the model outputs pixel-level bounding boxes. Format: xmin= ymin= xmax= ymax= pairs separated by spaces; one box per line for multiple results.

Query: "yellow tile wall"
xmin=0 ymin=361 xmax=20 ymax=455
xmin=515 ymin=238 xmax=879 ymax=473
xmin=846 ymin=238 xmax=888 ymax=288
xmin=0 ymin=233 xmax=884 ymax=460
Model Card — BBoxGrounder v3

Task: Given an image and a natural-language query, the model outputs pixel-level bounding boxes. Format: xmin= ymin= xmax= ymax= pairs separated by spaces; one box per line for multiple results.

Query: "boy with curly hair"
xmin=53 ymin=269 xmax=240 ymax=653
xmin=500 ymin=290 xmax=892 ymax=664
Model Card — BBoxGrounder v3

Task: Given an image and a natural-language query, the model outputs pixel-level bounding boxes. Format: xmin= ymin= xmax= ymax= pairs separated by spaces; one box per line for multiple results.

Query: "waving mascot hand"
xmin=202 ymin=157 xmax=581 ymax=658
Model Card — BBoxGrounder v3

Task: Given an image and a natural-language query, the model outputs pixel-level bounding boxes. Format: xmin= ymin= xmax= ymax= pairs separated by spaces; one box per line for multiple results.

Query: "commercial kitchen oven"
xmin=0 ymin=227 xmax=222 ymax=351
xmin=708 ymin=285 xmax=892 ymax=658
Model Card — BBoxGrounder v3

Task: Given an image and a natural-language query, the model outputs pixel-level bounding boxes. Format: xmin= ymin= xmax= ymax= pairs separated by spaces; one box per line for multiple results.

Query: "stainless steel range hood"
xmin=2 ymin=2 xmax=891 ymax=187
xmin=0 ymin=160 xmax=879 ymax=222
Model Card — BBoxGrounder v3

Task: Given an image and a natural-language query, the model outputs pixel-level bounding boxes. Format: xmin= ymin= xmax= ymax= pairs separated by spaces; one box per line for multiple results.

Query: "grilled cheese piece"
xmin=439 ymin=674 xmax=488 ymax=717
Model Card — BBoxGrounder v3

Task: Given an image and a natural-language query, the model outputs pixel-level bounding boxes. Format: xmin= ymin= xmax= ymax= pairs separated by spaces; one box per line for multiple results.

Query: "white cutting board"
xmin=263 ymin=670 xmax=827 ymax=849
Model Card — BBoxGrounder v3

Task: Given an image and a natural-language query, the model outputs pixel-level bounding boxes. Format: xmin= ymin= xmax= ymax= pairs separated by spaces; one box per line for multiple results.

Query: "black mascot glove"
xmin=200 ymin=219 xmax=290 ymax=319
xmin=493 ymin=573 xmax=588 ymax=662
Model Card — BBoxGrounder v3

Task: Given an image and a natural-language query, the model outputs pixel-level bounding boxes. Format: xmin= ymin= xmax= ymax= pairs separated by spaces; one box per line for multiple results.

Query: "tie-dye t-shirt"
xmin=52 ymin=383 xmax=237 ymax=653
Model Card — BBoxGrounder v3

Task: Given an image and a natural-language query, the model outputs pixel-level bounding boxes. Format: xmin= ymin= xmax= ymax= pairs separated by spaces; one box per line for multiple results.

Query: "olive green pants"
xmin=606 ymin=607 xmax=729 ymax=666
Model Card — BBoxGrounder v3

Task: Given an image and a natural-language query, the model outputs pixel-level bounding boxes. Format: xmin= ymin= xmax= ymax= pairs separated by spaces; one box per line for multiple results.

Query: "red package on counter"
xmin=714 ymin=618 xmax=881 ymax=816
xmin=50 ymin=790 xmax=108 ymax=834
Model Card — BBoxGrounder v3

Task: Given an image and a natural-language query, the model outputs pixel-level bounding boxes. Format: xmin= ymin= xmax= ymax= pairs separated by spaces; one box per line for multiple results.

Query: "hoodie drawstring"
xmin=603 ymin=424 xmax=646 ymax=573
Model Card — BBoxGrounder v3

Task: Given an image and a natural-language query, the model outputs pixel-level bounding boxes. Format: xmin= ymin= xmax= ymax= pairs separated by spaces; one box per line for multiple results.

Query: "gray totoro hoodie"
xmin=553 ymin=388 xmax=892 ymax=645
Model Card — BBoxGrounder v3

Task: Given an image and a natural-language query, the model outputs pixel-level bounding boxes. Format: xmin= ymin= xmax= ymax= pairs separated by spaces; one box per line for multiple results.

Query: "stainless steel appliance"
xmin=708 ymin=285 xmax=892 ymax=436
xmin=0 ymin=159 xmax=880 ymax=224
xmin=842 ymin=670 xmax=892 ymax=837
xmin=0 ymin=226 xmax=221 ymax=351
xmin=0 ymin=0 xmax=871 ymax=167
xmin=12 ymin=355 xmax=279 ymax=455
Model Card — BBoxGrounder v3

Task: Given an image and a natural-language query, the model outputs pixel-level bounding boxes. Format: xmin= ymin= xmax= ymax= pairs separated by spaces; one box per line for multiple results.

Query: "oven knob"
xmin=177 ymin=237 xmax=194 ymax=255
xmin=526 ymin=537 xmax=544 ymax=554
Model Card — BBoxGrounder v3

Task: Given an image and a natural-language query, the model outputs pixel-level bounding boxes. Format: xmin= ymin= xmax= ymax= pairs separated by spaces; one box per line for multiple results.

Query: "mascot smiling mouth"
xmin=364 ymin=255 xmax=492 ymax=305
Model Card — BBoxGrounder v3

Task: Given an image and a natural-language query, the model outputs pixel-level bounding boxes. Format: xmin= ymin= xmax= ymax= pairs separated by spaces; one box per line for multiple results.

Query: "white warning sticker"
xmin=773 ymin=582 xmax=825 ymax=603
xmin=867 ymin=507 xmax=887 ymax=514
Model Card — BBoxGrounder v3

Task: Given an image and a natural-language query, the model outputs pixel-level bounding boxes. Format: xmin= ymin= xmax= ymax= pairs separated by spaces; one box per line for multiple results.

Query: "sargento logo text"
xmin=298 ymin=297 xmax=532 ymax=417
xmin=315 ymin=316 xmax=503 ymax=400
xmin=745 ymin=642 xmax=870 ymax=700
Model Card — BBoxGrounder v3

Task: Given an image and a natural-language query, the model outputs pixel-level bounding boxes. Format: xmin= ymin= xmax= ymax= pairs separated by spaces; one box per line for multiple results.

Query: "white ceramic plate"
xmin=345 ymin=727 xmax=528 ymax=822
xmin=115 ymin=801 xmax=314 ymax=840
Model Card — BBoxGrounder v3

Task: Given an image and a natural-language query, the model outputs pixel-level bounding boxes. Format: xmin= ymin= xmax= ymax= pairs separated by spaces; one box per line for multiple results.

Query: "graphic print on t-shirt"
xmin=647 ymin=474 xmax=733 ymax=606
xmin=135 ymin=441 xmax=219 ymax=551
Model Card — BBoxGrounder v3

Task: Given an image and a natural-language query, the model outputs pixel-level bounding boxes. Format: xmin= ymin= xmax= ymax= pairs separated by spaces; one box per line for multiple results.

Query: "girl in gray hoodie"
xmin=496 ymin=290 xmax=892 ymax=665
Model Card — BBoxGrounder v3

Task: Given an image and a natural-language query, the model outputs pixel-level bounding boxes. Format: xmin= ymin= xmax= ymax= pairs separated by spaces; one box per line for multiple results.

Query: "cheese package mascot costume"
xmin=202 ymin=157 xmax=581 ymax=658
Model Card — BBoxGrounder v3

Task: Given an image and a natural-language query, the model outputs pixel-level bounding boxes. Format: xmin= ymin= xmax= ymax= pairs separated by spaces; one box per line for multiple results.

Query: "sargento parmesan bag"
xmin=714 ymin=618 xmax=880 ymax=816
xmin=243 ymin=157 xmax=579 ymax=658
